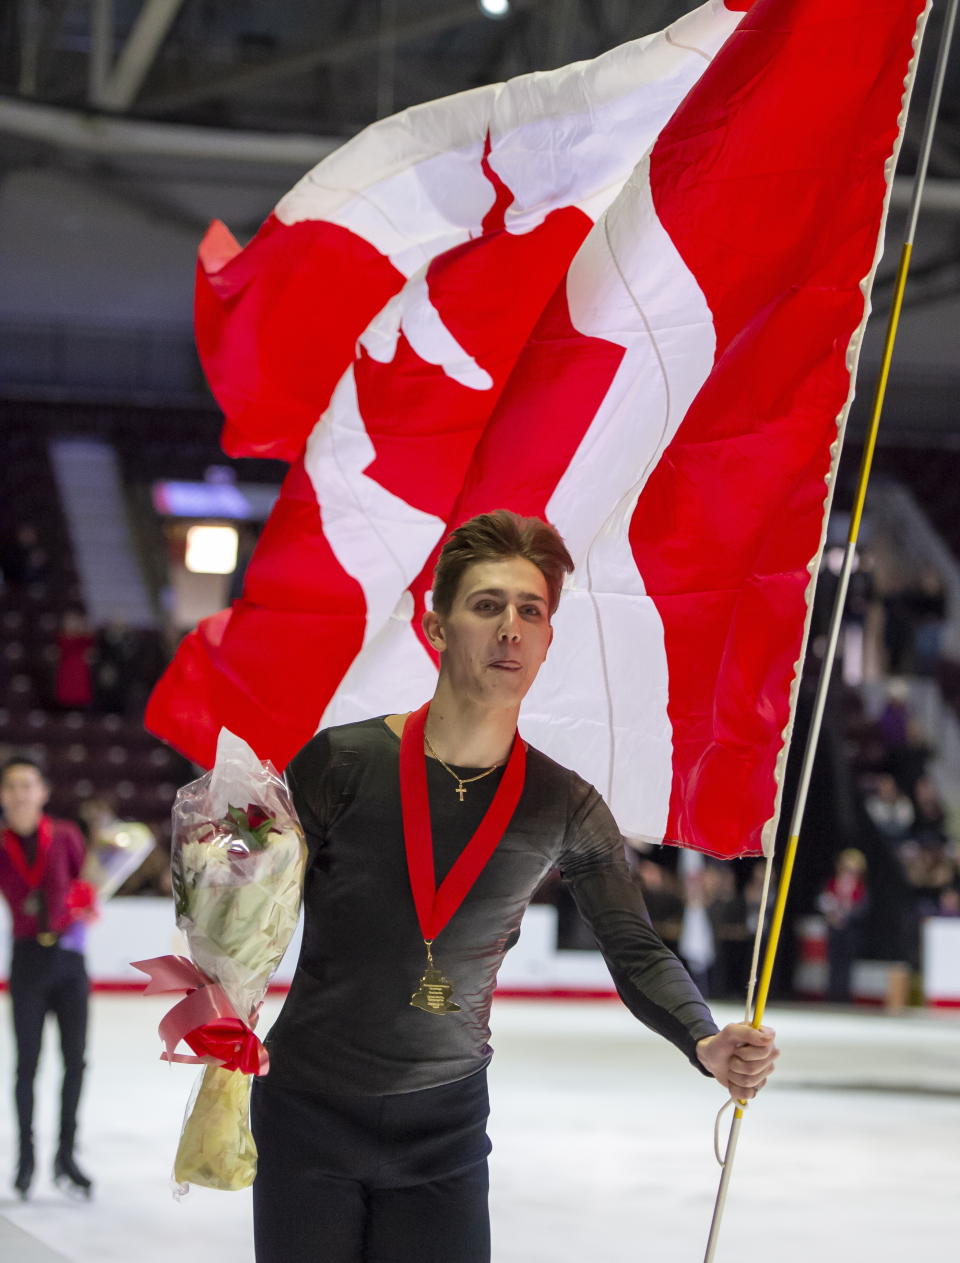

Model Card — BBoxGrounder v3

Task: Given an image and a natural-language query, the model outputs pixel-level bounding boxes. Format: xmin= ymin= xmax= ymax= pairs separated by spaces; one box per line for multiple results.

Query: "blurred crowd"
xmin=51 ymin=607 xmax=164 ymax=718
xmin=1 ymin=519 xmax=176 ymax=897
xmin=846 ymin=682 xmax=960 ymax=948
xmin=816 ymin=543 xmax=949 ymax=684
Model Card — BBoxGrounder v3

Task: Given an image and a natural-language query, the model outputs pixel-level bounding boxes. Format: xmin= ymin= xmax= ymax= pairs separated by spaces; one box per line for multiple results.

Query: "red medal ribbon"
xmin=399 ymin=701 xmax=526 ymax=941
xmin=2 ymin=816 xmax=52 ymax=890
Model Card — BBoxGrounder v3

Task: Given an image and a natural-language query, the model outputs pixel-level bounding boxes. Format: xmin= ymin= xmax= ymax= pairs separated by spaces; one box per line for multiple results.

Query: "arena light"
xmin=185 ymin=524 xmax=239 ymax=575
xmin=478 ymin=0 xmax=511 ymax=18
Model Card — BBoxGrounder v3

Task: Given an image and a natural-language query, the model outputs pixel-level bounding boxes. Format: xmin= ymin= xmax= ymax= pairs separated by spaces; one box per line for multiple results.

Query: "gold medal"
xmin=36 ymin=932 xmax=57 ymax=947
xmin=409 ymin=941 xmax=461 ymax=1015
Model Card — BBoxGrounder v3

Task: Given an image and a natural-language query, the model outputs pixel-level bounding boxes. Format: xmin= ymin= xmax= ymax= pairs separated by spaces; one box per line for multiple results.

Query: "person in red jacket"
xmin=0 ymin=757 xmax=93 ymax=1199
xmin=817 ymin=848 xmax=869 ymax=1003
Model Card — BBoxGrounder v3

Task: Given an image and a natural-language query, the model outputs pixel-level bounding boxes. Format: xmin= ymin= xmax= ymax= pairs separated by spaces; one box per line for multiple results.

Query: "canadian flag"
xmin=147 ymin=0 xmax=929 ymax=858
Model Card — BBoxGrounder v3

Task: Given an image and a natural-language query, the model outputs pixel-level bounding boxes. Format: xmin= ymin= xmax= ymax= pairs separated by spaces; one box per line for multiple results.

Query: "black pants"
xmin=251 ymin=1070 xmax=492 ymax=1263
xmin=8 ymin=940 xmax=89 ymax=1153
xmin=827 ymin=926 xmax=862 ymax=1003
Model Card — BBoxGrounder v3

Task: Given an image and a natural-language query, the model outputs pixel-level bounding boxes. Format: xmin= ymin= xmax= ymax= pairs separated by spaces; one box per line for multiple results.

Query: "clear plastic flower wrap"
xmin=171 ymin=738 xmax=306 ymax=1024
xmin=135 ymin=728 xmax=306 ymax=1195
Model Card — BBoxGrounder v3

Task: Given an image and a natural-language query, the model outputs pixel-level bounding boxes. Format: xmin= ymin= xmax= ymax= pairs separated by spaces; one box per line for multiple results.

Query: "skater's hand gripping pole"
xmin=696 ymin=1024 xmax=779 ymax=1101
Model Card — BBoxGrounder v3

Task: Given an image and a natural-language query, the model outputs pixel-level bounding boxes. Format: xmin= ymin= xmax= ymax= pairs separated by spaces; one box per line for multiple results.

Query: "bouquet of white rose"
xmin=134 ymin=729 xmax=306 ymax=1195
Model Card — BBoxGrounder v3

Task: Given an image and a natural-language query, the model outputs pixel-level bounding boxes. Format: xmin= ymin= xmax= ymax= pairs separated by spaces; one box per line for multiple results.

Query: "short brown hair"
xmin=431 ymin=510 xmax=574 ymax=618
xmin=1 ymin=756 xmax=48 ymax=785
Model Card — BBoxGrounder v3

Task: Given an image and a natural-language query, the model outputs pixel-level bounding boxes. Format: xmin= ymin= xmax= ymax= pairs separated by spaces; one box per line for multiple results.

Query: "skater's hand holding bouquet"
xmin=133 ymin=729 xmax=306 ymax=1194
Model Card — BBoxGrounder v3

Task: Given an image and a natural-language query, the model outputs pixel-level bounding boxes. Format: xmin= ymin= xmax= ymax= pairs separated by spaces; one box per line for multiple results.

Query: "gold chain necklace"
xmin=423 ymin=732 xmax=500 ymax=802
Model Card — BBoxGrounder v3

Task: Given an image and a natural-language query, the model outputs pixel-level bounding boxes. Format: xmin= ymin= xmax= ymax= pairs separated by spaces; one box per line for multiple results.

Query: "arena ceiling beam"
xmin=0 ymin=97 xmax=339 ymax=170
xmin=89 ymin=0 xmax=186 ymax=112
xmin=3 ymin=95 xmax=960 ymax=226
xmin=136 ymin=0 xmax=542 ymax=117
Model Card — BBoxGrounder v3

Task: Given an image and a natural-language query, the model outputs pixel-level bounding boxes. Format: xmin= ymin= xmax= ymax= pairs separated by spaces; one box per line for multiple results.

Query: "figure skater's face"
xmin=0 ymin=764 xmax=50 ymax=834
xmin=423 ymin=556 xmax=553 ymax=708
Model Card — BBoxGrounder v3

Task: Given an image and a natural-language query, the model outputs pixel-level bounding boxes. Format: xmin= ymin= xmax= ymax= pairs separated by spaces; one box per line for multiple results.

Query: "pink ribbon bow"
xmin=131 ymin=955 xmax=270 ymax=1076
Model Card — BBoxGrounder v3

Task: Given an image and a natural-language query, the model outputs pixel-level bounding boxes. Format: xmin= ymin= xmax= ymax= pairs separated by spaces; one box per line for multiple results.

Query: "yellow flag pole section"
xmin=702 ymin=0 xmax=957 ymax=1258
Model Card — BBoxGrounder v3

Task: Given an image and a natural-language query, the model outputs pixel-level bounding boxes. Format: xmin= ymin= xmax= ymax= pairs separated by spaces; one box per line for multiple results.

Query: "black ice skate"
xmin=54 ymin=1150 xmax=93 ymax=1200
xmin=14 ymin=1144 xmax=34 ymax=1200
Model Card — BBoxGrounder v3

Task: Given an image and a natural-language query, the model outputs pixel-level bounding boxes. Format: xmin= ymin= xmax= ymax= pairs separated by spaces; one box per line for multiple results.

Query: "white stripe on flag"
xmin=304 ymin=368 xmax=444 ymax=649
xmin=522 ymin=156 xmax=715 ymax=838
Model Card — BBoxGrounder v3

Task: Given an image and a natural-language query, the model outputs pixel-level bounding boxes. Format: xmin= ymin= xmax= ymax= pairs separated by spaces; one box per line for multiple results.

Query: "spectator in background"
xmin=704 ymin=864 xmax=748 ymax=1000
xmin=899 ymin=840 xmax=957 ymax=919
xmin=912 ymin=775 xmax=948 ymax=845
xmin=938 ymin=886 xmax=960 ymax=917
xmin=863 ymin=772 xmax=915 ymax=844
xmin=632 ymin=857 xmax=684 ymax=954
xmin=743 ymin=861 xmax=774 ymax=940
xmin=906 ymin=565 xmax=947 ymax=677
xmin=875 ymin=680 xmax=932 ymax=796
xmin=0 ymin=757 xmax=94 ymax=1199
xmin=877 ymin=679 xmax=910 ymax=748
xmin=93 ymin=617 xmax=137 ymax=714
xmin=0 ymin=523 xmax=50 ymax=592
xmin=818 ymin=849 xmax=868 ymax=1003
xmin=882 ymin=580 xmax=914 ymax=676
xmin=53 ymin=609 xmax=94 ymax=710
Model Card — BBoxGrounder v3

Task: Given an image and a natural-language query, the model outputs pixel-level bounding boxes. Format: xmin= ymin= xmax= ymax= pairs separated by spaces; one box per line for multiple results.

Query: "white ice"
xmin=1 ymin=995 xmax=958 ymax=1261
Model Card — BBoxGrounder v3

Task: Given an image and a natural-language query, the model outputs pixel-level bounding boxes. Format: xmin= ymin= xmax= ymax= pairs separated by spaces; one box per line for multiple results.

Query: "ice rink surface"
xmin=1 ymin=993 xmax=958 ymax=1262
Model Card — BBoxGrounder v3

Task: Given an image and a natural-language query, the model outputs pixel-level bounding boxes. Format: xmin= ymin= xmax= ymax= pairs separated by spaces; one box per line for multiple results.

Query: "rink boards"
xmin=1 ymin=898 xmax=958 ymax=1006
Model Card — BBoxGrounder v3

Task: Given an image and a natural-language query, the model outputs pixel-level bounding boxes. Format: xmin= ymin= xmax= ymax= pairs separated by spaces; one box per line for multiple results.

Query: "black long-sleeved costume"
xmin=265 ymin=717 xmax=718 ymax=1095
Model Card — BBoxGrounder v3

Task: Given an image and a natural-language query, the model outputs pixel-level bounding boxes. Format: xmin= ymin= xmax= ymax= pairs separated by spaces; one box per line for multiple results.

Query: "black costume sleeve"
xmin=558 ymin=779 xmax=719 ymax=1073
xmin=285 ymin=731 xmax=334 ymax=861
xmin=285 ymin=729 xmax=366 ymax=863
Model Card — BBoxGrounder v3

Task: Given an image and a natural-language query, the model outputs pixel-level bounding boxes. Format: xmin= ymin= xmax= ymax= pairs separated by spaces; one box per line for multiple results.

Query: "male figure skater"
xmin=252 ymin=511 xmax=778 ymax=1262
xmin=0 ymin=757 xmax=93 ymax=1198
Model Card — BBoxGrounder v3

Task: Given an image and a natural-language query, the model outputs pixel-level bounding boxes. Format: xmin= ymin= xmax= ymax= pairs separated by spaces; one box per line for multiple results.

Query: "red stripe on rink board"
xmin=6 ymin=982 xmax=957 ymax=1007
xmin=634 ymin=0 xmax=926 ymax=855
xmin=0 ymin=981 xmax=620 ymax=999
xmin=493 ymin=988 xmax=618 ymax=1001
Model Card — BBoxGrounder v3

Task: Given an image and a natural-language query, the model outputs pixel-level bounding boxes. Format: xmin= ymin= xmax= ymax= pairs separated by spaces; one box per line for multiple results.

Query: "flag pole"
xmin=702 ymin=1 xmax=957 ymax=1258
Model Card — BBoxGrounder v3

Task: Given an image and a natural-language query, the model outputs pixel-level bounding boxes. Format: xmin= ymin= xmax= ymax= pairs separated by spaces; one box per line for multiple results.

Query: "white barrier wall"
xmin=2 ymin=900 xmax=958 ymax=1003
xmin=0 ymin=899 xmax=615 ymax=993
xmin=923 ymin=918 xmax=960 ymax=1006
